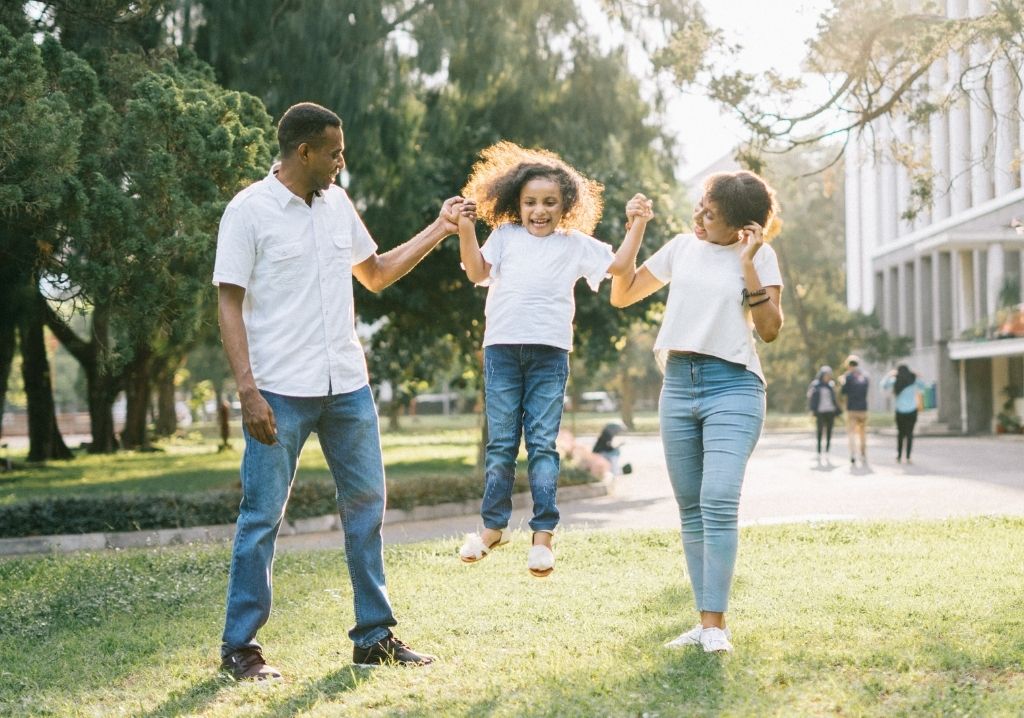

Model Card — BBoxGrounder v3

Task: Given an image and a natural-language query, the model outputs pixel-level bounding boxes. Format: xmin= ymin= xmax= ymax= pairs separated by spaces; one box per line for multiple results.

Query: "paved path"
xmin=278 ymin=431 xmax=1024 ymax=551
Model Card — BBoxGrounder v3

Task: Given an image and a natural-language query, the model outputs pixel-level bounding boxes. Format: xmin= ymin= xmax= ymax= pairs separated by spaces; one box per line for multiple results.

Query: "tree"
xmin=655 ymin=0 xmax=1023 ymax=175
xmin=0 ymin=26 xmax=83 ymax=459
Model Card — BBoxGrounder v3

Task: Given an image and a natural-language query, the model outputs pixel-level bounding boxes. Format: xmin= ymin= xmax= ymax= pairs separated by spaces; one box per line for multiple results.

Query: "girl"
xmin=610 ymin=170 xmax=783 ymax=653
xmin=881 ymin=364 xmax=928 ymax=463
xmin=456 ymin=141 xmax=647 ymax=577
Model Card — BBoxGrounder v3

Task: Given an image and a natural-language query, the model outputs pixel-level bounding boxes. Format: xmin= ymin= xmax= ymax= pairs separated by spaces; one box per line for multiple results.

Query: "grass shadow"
xmin=137 ymin=675 xmax=229 ymax=718
xmin=253 ymin=665 xmax=371 ymax=718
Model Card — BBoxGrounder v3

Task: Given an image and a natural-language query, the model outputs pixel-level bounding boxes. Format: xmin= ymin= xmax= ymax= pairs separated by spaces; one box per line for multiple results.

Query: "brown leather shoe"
xmin=220 ymin=647 xmax=282 ymax=681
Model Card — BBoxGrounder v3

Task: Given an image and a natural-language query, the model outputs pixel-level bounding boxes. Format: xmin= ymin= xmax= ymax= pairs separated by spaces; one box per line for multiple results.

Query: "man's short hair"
xmin=277 ymin=102 xmax=342 ymax=157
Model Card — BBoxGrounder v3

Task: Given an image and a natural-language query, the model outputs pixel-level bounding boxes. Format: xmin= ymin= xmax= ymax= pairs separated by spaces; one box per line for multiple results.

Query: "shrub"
xmin=0 ymin=467 xmax=597 ymax=538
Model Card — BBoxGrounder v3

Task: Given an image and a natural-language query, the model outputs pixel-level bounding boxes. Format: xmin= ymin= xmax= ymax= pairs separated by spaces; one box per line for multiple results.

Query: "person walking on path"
xmin=807 ymin=365 xmax=840 ymax=457
xmin=454 ymin=141 xmax=647 ymax=577
xmin=610 ymin=170 xmax=784 ymax=654
xmin=213 ymin=102 xmax=460 ymax=679
xmin=881 ymin=364 xmax=928 ymax=463
xmin=840 ymin=355 xmax=870 ymax=466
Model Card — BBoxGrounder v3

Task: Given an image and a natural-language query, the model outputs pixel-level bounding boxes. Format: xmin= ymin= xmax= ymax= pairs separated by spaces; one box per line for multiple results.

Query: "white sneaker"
xmin=665 ymin=624 xmax=732 ymax=648
xmin=699 ymin=626 xmax=733 ymax=653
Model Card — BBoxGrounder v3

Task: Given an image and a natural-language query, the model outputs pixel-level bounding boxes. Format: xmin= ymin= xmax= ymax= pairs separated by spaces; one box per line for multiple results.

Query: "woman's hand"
xmin=625 ymin=193 xmax=653 ymax=229
xmin=458 ymin=198 xmax=477 ymax=230
xmin=739 ymin=221 xmax=764 ymax=263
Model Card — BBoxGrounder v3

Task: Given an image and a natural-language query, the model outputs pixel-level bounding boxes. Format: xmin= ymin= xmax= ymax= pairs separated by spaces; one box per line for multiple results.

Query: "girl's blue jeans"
xmin=660 ymin=353 xmax=765 ymax=613
xmin=481 ymin=344 xmax=569 ymax=533
xmin=221 ymin=385 xmax=396 ymax=655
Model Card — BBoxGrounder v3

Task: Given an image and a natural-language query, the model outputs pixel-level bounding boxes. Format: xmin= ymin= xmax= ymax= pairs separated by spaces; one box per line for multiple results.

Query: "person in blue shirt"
xmin=881 ymin=364 xmax=929 ymax=463
xmin=840 ymin=355 xmax=870 ymax=466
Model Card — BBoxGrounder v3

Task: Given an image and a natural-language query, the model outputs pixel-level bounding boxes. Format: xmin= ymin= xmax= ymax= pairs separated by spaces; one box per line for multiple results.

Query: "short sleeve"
xmin=753 ymin=242 xmax=783 ymax=288
xmin=477 ymin=225 xmax=509 ymax=287
xmin=342 ymin=191 xmax=377 ymax=265
xmin=643 ymin=234 xmax=682 ymax=284
xmin=574 ymin=232 xmax=615 ymax=292
xmin=212 ymin=204 xmax=255 ymax=288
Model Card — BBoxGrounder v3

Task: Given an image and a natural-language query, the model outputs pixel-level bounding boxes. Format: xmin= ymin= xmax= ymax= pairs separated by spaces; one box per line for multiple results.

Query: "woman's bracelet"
xmin=742 ymin=287 xmax=767 ymax=304
xmin=748 ymin=296 xmax=771 ymax=308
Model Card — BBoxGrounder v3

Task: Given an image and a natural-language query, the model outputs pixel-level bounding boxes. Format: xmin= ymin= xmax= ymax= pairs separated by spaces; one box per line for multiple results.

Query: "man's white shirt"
xmin=213 ymin=170 xmax=376 ymax=396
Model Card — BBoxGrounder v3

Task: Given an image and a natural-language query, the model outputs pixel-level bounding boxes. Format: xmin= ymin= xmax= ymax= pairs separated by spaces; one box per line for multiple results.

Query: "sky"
xmin=669 ymin=0 xmax=834 ymax=178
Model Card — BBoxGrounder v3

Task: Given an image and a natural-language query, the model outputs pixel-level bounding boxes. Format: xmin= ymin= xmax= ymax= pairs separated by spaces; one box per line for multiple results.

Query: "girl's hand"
xmin=459 ymin=199 xmax=477 ymax=228
xmin=625 ymin=193 xmax=654 ymax=228
xmin=739 ymin=222 xmax=764 ymax=262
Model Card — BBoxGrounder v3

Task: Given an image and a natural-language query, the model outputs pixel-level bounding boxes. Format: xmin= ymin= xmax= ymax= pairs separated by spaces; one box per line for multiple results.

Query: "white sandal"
xmin=527 ymin=532 xmax=555 ymax=577
xmin=459 ymin=530 xmax=508 ymax=563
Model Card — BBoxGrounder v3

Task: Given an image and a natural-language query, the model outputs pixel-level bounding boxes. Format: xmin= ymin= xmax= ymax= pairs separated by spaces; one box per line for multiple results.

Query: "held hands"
xmin=240 ymin=388 xmax=277 ymax=445
xmin=458 ymin=198 xmax=477 ymax=230
xmin=625 ymin=193 xmax=654 ymax=229
xmin=739 ymin=222 xmax=764 ymax=263
xmin=438 ymin=195 xmax=466 ymax=235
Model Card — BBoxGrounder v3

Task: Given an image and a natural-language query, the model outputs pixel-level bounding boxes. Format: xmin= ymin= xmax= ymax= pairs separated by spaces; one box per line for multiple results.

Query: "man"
xmin=840 ymin=354 xmax=870 ymax=466
xmin=213 ymin=102 xmax=460 ymax=680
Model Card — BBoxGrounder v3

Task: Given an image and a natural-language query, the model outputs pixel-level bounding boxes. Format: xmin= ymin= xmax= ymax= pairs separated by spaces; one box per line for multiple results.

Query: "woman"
xmin=807 ymin=365 xmax=840 ymax=456
xmin=611 ymin=171 xmax=783 ymax=653
xmin=881 ymin=364 xmax=928 ymax=463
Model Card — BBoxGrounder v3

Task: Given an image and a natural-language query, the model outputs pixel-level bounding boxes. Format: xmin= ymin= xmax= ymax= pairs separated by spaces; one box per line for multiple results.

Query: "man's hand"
xmin=438 ymin=195 xmax=465 ymax=235
xmin=240 ymin=388 xmax=277 ymax=445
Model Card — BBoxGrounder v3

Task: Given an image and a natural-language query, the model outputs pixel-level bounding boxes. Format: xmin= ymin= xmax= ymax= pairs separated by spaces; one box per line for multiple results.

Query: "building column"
xmin=858 ymin=132 xmax=878 ymax=314
xmin=947 ymin=0 xmax=972 ymax=213
xmin=972 ymin=249 xmax=984 ymax=327
xmin=879 ymin=119 xmax=900 ymax=243
xmin=846 ymin=131 xmax=863 ymax=309
xmin=895 ymin=116 xmax=914 ymax=235
xmin=929 ymin=57 xmax=952 ymax=221
xmin=914 ymin=255 xmax=926 ymax=348
xmin=967 ymin=0 xmax=994 ymax=205
xmin=992 ymin=55 xmax=1020 ymax=195
xmin=987 ymin=243 xmax=1005 ymax=318
xmin=897 ymin=261 xmax=910 ymax=336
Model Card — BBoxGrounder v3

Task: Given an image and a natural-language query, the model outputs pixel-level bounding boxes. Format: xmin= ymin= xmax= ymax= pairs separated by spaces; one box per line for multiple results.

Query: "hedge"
xmin=0 ymin=467 xmax=597 ymax=538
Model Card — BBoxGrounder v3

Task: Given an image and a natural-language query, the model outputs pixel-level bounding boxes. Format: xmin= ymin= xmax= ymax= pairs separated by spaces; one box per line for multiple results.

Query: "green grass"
xmin=2 ymin=518 xmax=1022 ymax=716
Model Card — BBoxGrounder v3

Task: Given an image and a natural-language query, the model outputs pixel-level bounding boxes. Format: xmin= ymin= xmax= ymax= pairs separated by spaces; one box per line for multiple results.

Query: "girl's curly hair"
xmin=461 ymin=141 xmax=604 ymax=235
xmin=703 ymin=170 xmax=783 ymax=242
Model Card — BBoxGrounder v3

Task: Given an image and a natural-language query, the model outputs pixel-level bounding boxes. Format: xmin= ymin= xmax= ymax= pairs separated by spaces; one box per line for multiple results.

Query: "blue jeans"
xmin=482 ymin=344 xmax=569 ymax=532
xmin=221 ymin=385 xmax=396 ymax=655
xmin=659 ymin=354 xmax=765 ymax=613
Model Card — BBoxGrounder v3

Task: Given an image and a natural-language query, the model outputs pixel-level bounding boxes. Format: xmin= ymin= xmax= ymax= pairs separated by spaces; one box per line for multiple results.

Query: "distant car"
xmin=576 ymin=391 xmax=617 ymax=412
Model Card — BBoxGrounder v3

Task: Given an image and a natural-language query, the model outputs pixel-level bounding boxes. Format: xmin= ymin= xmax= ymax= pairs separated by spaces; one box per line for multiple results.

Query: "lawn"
xmin=1 ymin=518 xmax=1022 ymax=717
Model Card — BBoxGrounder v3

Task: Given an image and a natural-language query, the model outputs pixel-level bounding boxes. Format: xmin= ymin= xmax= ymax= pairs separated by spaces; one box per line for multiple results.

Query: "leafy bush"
xmin=0 ymin=467 xmax=596 ymax=538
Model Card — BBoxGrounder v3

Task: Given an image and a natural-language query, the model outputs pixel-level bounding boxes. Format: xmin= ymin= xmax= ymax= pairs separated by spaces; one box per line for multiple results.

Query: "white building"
xmin=844 ymin=0 xmax=1024 ymax=433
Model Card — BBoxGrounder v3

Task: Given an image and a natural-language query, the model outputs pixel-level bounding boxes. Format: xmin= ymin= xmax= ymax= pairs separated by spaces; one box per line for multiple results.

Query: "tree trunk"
xmin=121 ymin=347 xmax=153 ymax=450
xmin=18 ymin=294 xmax=73 ymax=461
xmin=0 ymin=309 xmax=15 ymax=442
xmin=43 ymin=301 xmax=121 ymax=453
xmin=155 ymin=360 xmax=178 ymax=437
xmin=618 ymin=363 xmax=636 ymax=431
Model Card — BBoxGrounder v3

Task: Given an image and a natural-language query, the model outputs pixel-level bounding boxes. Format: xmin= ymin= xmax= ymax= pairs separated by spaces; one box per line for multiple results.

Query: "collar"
xmin=267 ymin=163 xmax=323 ymax=208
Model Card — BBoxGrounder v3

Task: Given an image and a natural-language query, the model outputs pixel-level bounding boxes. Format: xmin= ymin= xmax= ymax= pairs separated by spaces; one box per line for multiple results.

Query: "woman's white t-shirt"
xmin=478 ymin=223 xmax=614 ymax=351
xmin=643 ymin=232 xmax=783 ymax=383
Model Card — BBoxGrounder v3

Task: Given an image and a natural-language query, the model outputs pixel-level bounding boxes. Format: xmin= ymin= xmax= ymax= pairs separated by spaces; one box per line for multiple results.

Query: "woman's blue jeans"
xmin=660 ymin=354 xmax=765 ymax=613
xmin=482 ymin=344 xmax=569 ymax=533
xmin=221 ymin=385 xmax=396 ymax=655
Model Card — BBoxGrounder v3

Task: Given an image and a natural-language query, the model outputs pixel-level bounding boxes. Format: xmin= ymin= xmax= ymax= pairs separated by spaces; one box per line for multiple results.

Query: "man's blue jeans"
xmin=221 ymin=385 xmax=396 ymax=655
xmin=482 ymin=344 xmax=569 ymax=533
xmin=659 ymin=354 xmax=765 ymax=613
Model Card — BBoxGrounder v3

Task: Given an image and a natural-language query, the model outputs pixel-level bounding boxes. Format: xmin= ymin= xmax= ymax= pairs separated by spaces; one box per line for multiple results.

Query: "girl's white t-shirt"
xmin=643 ymin=232 xmax=783 ymax=383
xmin=478 ymin=223 xmax=614 ymax=351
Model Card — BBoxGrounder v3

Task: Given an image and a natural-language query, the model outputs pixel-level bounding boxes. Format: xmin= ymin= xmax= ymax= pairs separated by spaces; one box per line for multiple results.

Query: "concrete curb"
xmin=0 ymin=477 xmax=613 ymax=558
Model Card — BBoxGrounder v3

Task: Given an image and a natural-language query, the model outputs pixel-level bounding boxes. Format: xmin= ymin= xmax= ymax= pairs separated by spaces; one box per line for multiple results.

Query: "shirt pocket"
xmin=330 ymin=229 xmax=354 ymax=269
xmin=265 ymin=241 xmax=305 ymax=280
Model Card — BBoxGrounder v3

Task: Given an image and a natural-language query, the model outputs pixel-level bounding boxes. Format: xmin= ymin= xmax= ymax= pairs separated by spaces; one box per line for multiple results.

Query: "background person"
xmin=807 ymin=365 xmax=840 ymax=457
xmin=881 ymin=364 xmax=928 ymax=463
xmin=840 ymin=355 xmax=870 ymax=466
xmin=610 ymin=170 xmax=783 ymax=654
